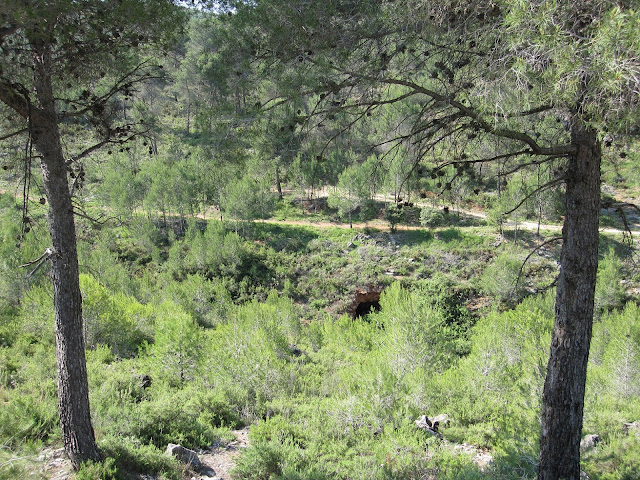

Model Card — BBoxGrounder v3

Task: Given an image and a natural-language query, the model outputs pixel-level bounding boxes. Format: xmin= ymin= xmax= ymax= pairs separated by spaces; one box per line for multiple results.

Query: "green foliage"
xmin=0 ymin=390 xmax=58 ymax=448
xmin=145 ymin=301 xmax=203 ymax=386
xmin=75 ymin=457 xmax=119 ymax=480
xmin=0 ymin=195 xmax=48 ymax=335
xmin=80 ymin=274 xmax=152 ymax=357
xmin=384 ymin=206 xmax=404 ymax=232
xmin=231 ymin=438 xmax=291 ymax=480
xmin=376 ymin=283 xmax=459 ymax=376
xmin=0 ymin=210 xmax=637 ymax=480
xmin=98 ymin=155 xmax=146 ymax=217
xmin=418 ymin=273 xmax=475 ymax=355
xmin=589 ymin=302 xmax=640 ymax=402
xmin=594 ymin=246 xmax=625 ymax=318
xmin=431 ymin=293 xmax=554 ymax=453
xmin=97 ymin=435 xmax=183 ymax=480
xmin=161 ymin=273 xmax=233 ymax=327
xmin=167 ymin=221 xmax=246 ymax=281
xmin=13 ymin=285 xmax=56 ymax=346
xmin=582 ymin=432 xmax=640 ymax=480
xmin=203 ymin=293 xmax=301 ymax=421
xmin=89 ymin=354 xmax=238 ymax=449
xmin=583 ymin=301 xmax=640 ymax=479
xmin=479 ymin=250 xmax=526 ymax=306
xmin=419 ymin=206 xmax=447 ymax=229
xmin=224 ymin=167 xmax=276 ymax=224
xmin=0 ymin=340 xmax=59 ymax=450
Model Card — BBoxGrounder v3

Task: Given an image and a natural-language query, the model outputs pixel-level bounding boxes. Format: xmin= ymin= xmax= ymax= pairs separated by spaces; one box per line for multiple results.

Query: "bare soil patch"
xmin=198 ymin=427 xmax=249 ymax=480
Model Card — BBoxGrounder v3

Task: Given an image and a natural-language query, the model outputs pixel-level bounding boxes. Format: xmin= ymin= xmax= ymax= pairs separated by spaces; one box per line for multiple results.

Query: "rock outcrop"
xmin=166 ymin=443 xmax=202 ymax=470
xmin=415 ymin=414 xmax=449 ymax=438
xmin=348 ymin=285 xmax=383 ymax=318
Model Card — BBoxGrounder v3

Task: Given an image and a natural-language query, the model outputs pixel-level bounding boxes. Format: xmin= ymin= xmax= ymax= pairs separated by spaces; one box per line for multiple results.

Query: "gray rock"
xmin=198 ymin=465 xmax=217 ymax=478
xmin=623 ymin=421 xmax=640 ymax=436
xmin=166 ymin=444 xmax=202 ymax=470
xmin=580 ymin=434 xmax=600 ymax=452
xmin=431 ymin=414 xmax=450 ymax=429
xmin=415 ymin=415 xmax=445 ymax=438
xmin=415 ymin=414 xmax=449 ymax=433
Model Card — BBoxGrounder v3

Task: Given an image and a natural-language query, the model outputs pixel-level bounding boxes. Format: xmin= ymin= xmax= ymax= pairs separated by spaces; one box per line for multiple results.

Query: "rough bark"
xmin=538 ymin=124 xmax=601 ymax=480
xmin=31 ymin=44 xmax=101 ymax=469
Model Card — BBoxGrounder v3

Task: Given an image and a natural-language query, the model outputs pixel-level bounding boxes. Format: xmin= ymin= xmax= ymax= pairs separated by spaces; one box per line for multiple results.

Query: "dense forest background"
xmin=1 ymin=1 xmax=640 ymax=479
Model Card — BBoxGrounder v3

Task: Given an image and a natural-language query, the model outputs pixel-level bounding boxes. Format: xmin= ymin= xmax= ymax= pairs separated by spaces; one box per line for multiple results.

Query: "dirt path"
xmin=259 ymin=217 xmax=427 ymax=231
xmin=260 ymin=213 xmax=639 ymax=236
xmin=198 ymin=427 xmax=250 ymax=480
xmin=256 ymin=191 xmax=639 ymax=235
xmin=2 ymin=185 xmax=636 ymax=235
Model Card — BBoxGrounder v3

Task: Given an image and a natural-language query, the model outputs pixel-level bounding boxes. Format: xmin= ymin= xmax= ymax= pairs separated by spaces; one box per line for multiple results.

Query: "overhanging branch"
xmin=503 ymin=178 xmax=564 ymax=216
xmin=512 ymin=237 xmax=563 ymax=297
xmin=0 ymin=80 xmax=31 ymax=119
xmin=342 ymin=71 xmax=576 ymax=157
xmin=0 ymin=127 xmax=28 ymax=141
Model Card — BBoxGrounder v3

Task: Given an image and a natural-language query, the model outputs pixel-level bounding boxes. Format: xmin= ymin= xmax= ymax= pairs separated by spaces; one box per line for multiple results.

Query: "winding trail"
xmin=199 ymin=428 xmax=250 ymax=480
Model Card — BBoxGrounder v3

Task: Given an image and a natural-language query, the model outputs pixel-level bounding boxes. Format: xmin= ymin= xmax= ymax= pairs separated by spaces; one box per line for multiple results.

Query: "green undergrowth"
xmin=1 ymin=198 xmax=639 ymax=479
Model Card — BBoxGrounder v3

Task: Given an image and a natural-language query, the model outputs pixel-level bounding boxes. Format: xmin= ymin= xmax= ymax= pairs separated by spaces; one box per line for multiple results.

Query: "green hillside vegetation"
xmin=1 ymin=1 xmax=640 ymax=479
xmin=1 ymin=189 xmax=639 ymax=479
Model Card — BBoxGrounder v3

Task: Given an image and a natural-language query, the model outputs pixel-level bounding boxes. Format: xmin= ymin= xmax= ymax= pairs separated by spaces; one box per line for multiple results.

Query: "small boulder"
xmin=415 ymin=415 xmax=433 ymax=430
xmin=415 ymin=414 xmax=448 ymax=438
xmin=431 ymin=414 xmax=450 ymax=430
xmin=166 ymin=443 xmax=201 ymax=470
xmin=580 ymin=434 xmax=600 ymax=452
xmin=623 ymin=421 xmax=639 ymax=436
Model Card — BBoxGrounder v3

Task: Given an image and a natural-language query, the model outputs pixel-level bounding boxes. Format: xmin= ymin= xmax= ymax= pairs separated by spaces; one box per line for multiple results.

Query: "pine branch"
xmin=0 ymin=127 xmax=28 ymax=141
xmin=503 ymin=178 xmax=564 ymax=216
xmin=511 ymin=237 xmax=563 ymax=297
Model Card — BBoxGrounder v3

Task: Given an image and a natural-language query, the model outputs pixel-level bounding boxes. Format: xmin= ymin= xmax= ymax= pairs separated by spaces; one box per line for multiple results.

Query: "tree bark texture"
xmin=538 ymin=125 xmax=601 ymax=480
xmin=31 ymin=44 xmax=101 ymax=469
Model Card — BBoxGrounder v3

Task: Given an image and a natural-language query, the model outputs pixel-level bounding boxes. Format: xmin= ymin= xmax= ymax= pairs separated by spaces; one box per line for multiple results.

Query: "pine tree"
xmin=0 ymin=0 xmax=186 ymax=467
xmin=226 ymin=1 xmax=640 ymax=477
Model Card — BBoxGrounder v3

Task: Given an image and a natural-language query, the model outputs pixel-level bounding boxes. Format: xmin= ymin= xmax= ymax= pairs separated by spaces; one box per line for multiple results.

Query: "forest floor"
xmin=31 ymin=428 xmax=251 ymax=480
xmin=198 ymin=427 xmax=250 ymax=480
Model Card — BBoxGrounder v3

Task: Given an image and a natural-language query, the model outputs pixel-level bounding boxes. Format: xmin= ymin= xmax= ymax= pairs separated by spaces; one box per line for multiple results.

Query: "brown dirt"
xmin=198 ymin=427 xmax=250 ymax=480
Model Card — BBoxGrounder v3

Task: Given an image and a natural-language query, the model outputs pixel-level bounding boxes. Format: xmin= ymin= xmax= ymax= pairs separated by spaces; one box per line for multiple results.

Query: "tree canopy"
xmin=0 ymin=0 xmax=189 ymax=468
xmin=222 ymin=1 xmax=640 ymax=478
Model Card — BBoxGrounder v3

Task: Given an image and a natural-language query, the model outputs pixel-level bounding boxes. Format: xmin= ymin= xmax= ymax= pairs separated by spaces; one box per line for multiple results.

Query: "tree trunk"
xmin=32 ymin=44 xmax=101 ymax=469
xmin=538 ymin=125 xmax=601 ymax=480
xmin=275 ymin=164 xmax=283 ymax=200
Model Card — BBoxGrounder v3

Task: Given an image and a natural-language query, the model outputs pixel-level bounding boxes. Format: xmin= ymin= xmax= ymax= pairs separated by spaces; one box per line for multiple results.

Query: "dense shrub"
xmin=479 ymin=250 xmax=526 ymax=306
xmin=81 ymin=274 xmax=153 ymax=357
xmin=420 ymin=206 xmax=447 ymax=229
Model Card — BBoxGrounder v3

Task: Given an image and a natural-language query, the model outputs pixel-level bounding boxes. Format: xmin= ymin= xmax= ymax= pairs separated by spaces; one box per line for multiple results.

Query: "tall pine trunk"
xmin=32 ymin=43 xmax=101 ymax=469
xmin=538 ymin=124 xmax=601 ymax=480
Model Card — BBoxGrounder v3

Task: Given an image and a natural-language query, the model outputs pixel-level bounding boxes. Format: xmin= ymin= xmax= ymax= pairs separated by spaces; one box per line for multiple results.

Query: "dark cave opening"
xmin=354 ymin=300 xmax=381 ymax=318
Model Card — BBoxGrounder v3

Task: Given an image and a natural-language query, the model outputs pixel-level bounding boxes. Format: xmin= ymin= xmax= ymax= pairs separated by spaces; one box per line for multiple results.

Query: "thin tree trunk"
xmin=538 ymin=125 xmax=601 ymax=480
xmin=537 ymin=168 xmax=542 ymax=236
xmin=186 ymin=101 xmax=191 ymax=135
xmin=32 ymin=44 xmax=100 ymax=469
xmin=275 ymin=164 xmax=283 ymax=200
